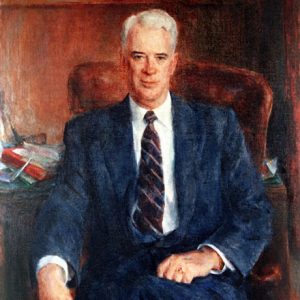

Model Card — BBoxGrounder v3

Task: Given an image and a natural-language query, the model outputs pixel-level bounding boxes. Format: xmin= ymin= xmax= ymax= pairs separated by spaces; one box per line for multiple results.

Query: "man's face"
xmin=122 ymin=24 xmax=178 ymax=109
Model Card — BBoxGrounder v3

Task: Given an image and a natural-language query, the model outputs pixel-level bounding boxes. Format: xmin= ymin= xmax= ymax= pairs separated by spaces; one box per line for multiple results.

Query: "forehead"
xmin=126 ymin=24 xmax=172 ymax=53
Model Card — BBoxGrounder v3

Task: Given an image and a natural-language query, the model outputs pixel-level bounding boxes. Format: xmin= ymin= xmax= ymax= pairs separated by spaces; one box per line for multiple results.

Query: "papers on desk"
xmin=262 ymin=157 xmax=283 ymax=186
xmin=0 ymin=142 xmax=64 ymax=184
xmin=0 ymin=161 xmax=7 ymax=170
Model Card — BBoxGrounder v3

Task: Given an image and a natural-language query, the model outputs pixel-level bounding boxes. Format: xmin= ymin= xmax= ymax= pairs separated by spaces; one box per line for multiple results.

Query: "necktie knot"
xmin=144 ymin=111 xmax=157 ymax=124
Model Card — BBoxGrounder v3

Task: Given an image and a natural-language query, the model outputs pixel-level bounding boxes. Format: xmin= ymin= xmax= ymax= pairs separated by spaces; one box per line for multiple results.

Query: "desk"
xmin=0 ymin=181 xmax=53 ymax=300
xmin=0 ymin=182 xmax=289 ymax=300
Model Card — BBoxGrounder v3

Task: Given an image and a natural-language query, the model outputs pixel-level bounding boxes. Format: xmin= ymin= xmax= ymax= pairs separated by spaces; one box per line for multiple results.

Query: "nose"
xmin=143 ymin=57 xmax=157 ymax=75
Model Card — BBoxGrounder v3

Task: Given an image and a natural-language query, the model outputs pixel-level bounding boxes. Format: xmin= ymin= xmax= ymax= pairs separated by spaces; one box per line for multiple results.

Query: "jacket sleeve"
xmin=31 ymin=118 xmax=90 ymax=286
xmin=204 ymin=109 xmax=273 ymax=277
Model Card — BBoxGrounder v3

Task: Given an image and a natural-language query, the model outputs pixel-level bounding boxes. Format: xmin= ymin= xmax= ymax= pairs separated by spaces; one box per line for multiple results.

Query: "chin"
xmin=137 ymin=89 xmax=164 ymax=103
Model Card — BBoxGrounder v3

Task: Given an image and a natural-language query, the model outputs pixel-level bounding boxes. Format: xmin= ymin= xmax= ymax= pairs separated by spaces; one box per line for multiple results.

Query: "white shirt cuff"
xmin=197 ymin=243 xmax=235 ymax=274
xmin=36 ymin=255 xmax=70 ymax=284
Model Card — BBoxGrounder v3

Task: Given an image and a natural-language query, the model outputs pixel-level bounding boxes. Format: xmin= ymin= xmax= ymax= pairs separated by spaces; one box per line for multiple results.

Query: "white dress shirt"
xmin=130 ymin=94 xmax=178 ymax=234
xmin=37 ymin=92 xmax=234 ymax=282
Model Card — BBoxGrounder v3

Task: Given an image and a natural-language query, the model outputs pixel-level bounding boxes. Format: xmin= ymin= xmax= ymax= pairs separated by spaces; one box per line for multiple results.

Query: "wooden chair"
xmin=67 ymin=60 xmax=286 ymax=299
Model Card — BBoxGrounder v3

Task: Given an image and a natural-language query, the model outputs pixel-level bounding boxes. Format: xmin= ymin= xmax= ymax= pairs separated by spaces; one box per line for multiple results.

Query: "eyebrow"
xmin=131 ymin=51 xmax=145 ymax=56
xmin=130 ymin=51 xmax=169 ymax=57
xmin=155 ymin=53 xmax=168 ymax=57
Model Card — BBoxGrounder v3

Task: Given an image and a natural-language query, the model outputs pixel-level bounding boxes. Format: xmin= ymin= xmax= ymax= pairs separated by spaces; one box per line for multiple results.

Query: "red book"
xmin=1 ymin=148 xmax=51 ymax=181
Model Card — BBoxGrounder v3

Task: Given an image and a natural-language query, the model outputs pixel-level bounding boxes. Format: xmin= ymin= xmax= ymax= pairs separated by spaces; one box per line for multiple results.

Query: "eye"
xmin=132 ymin=54 xmax=145 ymax=61
xmin=156 ymin=55 xmax=167 ymax=61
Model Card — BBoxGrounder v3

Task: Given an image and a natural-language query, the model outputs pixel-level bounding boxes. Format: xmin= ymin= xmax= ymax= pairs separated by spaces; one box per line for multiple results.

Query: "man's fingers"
xmin=157 ymin=256 xmax=171 ymax=277
xmin=182 ymin=272 xmax=193 ymax=284
xmin=38 ymin=283 xmax=73 ymax=300
xmin=172 ymin=270 xmax=184 ymax=283
xmin=157 ymin=250 xmax=219 ymax=285
xmin=165 ymin=257 xmax=180 ymax=280
xmin=62 ymin=290 xmax=73 ymax=300
xmin=39 ymin=287 xmax=73 ymax=300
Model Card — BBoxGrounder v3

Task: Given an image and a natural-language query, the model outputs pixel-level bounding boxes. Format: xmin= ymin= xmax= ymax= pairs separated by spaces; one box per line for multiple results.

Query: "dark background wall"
xmin=0 ymin=0 xmax=286 ymax=160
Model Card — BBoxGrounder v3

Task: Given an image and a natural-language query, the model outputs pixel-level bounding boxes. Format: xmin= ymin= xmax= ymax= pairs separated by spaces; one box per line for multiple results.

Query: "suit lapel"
xmin=99 ymin=96 xmax=137 ymax=206
xmin=172 ymin=95 xmax=206 ymax=239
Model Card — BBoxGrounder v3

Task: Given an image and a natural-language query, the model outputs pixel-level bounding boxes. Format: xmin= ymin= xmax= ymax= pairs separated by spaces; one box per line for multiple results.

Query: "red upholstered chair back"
xmin=172 ymin=61 xmax=273 ymax=170
xmin=68 ymin=60 xmax=273 ymax=170
xmin=68 ymin=61 xmax=126 ymax=113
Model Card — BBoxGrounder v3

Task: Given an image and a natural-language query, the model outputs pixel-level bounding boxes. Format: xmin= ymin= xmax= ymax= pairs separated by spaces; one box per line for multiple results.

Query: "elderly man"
xmin=32 ymin=9 xmax=272 ymax=300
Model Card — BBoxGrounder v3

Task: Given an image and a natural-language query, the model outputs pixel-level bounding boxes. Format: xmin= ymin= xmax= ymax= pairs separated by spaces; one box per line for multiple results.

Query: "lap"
xmin=127 ymin=274 xmax=246 ymax=300
xmin=76 ymin=250 xmax=247 ymax=300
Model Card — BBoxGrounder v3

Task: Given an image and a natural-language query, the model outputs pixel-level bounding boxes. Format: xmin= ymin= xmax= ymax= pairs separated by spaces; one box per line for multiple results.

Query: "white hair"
xmin=121 ymin=9 xmax=178 ymax=52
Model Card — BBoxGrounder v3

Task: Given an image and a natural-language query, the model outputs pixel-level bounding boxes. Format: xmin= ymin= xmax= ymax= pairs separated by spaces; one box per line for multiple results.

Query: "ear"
xmin=119 ymin=50 xmax=128 ymax=81
xmin=119 ymin=48 xmax=127 ymax=68
xmin=170 ymin=52 xmax=179 ymax=76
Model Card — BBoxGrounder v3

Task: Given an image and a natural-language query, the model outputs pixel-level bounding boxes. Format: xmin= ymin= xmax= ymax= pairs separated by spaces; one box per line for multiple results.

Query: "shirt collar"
xmin=129 ymin=92 xmax=173 ymax=130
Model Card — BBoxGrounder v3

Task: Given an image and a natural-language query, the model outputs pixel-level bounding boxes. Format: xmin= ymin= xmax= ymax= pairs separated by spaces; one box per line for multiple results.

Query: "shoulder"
xmin=64 ymin=101 xmax=126 ymax=139
xmin=172 ymin=93 xmax=235 ymax=127
xmin=65 ymin=100 xmax=125 ymax=134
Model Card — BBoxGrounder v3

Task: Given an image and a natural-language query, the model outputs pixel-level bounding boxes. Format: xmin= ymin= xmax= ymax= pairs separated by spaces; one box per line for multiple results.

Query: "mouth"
xmin=141 ymin=80 xmax=159 ymax=88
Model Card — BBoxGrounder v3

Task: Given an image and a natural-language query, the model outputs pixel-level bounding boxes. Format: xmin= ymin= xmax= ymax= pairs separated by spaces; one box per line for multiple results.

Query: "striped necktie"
xmin=133 ymin=111 xmax=165 ymax=235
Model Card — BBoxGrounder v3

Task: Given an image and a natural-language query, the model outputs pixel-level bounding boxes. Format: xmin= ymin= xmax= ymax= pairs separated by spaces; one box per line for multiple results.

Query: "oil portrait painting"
xmin=0 ymin=0 xmax=299 ymax=299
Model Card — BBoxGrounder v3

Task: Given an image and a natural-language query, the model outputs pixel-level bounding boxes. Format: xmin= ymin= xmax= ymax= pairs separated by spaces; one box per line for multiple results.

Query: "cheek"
xmin=160 ymin=66 xmax=173 ymax=83
xmin=130 ymin=66 xmax=142 ymax=81
xmin=167 ymin=62 xmax=176 ymax=76
xmin=127 ymin=67 xmax=139 ymax=83
xmin=127 ymin=69 xmax=144 ymax=92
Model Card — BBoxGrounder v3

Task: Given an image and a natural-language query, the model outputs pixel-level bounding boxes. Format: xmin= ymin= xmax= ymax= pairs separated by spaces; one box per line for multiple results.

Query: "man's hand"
xmin=157 ymin=246 xmax=224 ymax=284
xmin=37 ymin=263 xmax=73 ymax=300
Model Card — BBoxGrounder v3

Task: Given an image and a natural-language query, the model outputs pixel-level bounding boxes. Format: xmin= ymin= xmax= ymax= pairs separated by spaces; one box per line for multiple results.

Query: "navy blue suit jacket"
xmin=32 ymin=94 xmax=272 ymax=288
